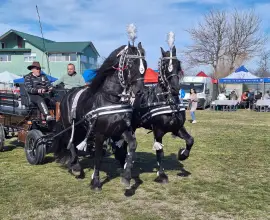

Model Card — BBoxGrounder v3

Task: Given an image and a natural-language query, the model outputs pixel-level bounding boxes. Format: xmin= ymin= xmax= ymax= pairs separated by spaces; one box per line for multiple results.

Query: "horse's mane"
xmin=89 ymin=45 xmax=127 ymax=93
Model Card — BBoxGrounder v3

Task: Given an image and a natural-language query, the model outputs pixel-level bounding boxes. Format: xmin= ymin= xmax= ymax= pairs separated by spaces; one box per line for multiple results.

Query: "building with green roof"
xmin=0 ymin=29 xmax=99 ymax=78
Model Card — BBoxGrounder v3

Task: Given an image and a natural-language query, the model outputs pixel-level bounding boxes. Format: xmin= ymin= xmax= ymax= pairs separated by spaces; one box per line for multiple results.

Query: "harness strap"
xmin=141 ymin=104 xmax=185 ymax=120
xmin=70 ymin=87 xmax=88 ymax=123
xmin=85 ymin=104 xmax=131 ymax=117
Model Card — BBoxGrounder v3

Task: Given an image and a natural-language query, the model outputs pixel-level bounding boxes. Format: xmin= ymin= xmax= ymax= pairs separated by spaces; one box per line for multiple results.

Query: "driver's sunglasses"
xmin=33 ymin=67 xmax=41 ymax=70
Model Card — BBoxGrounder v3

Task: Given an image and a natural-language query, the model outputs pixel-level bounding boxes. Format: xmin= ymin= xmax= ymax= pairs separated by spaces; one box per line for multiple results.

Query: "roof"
xmin=196 ymin=71 xmax=208 ymax=77
xmin=220 ymin=65 xmax=258 ymax=80
xmin=0 ymin=29 xmax=54 ymax=52
xmin=235 ymin=65 xmax=249 ymax=73
xmin=144 ymin=68 xmax=158 ymax=83
xmin=196 ymin=71 xmax=217 ymax=83
xmin=45 ymin=42 xmax=99 ymax=55
xmin=0 ymin=29 xmax=99 ymax=56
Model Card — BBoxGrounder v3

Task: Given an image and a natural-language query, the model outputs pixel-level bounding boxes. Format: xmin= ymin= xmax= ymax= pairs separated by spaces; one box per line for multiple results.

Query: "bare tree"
xmin=186 ymin=9 xmax=266 ymax=79
xmin=186 ymin=10 xmax=227 ymax=79
xmin=253 ymin=50 xmax=270 ymax=77
xmin=226 ymin=10 xmax=266 ymax=72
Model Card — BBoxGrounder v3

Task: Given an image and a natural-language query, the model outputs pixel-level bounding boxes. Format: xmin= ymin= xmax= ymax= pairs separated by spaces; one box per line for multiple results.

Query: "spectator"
xmin=189 ymin=88 xmax=198 ymax=124
xmin=217 ymin=91 xmax=227 ymax=100
xmin=229 ymin=90 xmax=238 ymax=100
xmin=240 ymin=91 xmax=248 ymax=109
xmin=247 ymin=90 xmax=255 ymax=109
xmin=255 ymin=92 xmax=262 ymax=100
xmin=263 ymin=91 xmax=270 ymax=100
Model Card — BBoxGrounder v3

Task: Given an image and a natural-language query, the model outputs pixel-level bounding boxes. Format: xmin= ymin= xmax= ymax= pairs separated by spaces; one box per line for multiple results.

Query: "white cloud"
xmin=0 ymin=0 xmax=269 ymax=73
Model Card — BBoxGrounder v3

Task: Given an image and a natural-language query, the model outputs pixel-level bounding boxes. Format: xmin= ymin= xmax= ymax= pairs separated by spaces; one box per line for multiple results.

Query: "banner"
xmin=219 ymin=78 xmax=264 ymax=84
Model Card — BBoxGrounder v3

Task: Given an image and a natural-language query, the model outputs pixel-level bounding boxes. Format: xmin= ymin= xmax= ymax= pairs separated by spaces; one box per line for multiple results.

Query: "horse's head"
xmin=159 ymin=45 xmax=183 ymax=95
xmin=119 ymin=42 xmax=147 ymax=96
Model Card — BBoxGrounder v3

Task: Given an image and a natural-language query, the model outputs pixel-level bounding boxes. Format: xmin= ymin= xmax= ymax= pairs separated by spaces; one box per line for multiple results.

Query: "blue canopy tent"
xmin=83 ymin=69 xmax=97 ymax=83
xmin=13 ymin=71 xmax=58 ymax=84
xmin=218 ymin=66 xmax=270 ymax=96
xmin=264 ymin=78 xmax=270 ymax=83
xmin=219 ymin=66 xmax=261 ymax=84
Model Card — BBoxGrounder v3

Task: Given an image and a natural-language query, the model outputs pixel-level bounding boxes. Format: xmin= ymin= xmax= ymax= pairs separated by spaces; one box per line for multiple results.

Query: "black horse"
xmin=54 ymin=42 xmax=147 ymax=190
xmin=114 ymin=46 xmax=194 ymax=183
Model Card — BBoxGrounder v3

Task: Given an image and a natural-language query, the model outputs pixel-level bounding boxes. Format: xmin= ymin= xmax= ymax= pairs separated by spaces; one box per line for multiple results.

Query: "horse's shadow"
xmin=135 ymin=152 xmax=191 ymax=177
xmin=79 ymin=151 xmax=191 ymax=196
xmin=1 ymin=139 xmax=24 ymax=152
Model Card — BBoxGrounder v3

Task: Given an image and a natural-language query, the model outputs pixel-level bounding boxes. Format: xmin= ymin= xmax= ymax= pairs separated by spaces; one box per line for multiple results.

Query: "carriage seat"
xmin=20 ymin=84 xmax=36 ymax=108
xmin=0 ymin=91 xmax=29 ymax=115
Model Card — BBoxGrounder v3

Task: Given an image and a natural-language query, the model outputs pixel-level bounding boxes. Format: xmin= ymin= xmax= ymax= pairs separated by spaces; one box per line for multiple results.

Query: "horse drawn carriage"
xmin=0 ymin=26 xmax=194 ymax=190
xmin=0 ymin=85 xmax=67 ymax=164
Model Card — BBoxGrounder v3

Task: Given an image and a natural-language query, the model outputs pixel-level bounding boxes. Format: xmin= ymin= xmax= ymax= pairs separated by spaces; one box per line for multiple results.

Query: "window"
xmin=55 ymin=54 xmax=63 ymax=62
xmin=49 ymin=53 xmax=77 ymax=62
xmin=24 ymin=53 xmax=36 ymax=62
xmin=180 ymin=83 xmax=205 ymax=93
xmin=70 ymin=54 xmax=77 ymax=61
xmin=81 ymin=55 xmax=88 ymax=63
xmin=1 ymin=42 xmax=4 ymax=49
xmin=0 ymin=54 xmax=11 ymax=62
xmin=89 ymin=57 xmax=95 ymax=65
xmin=17 ymin=36 xmax=23 ymax=48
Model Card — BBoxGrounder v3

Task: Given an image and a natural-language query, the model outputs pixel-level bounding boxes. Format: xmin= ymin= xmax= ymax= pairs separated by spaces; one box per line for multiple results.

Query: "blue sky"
xmin=0 ymin=0 xmax=269 ymax=74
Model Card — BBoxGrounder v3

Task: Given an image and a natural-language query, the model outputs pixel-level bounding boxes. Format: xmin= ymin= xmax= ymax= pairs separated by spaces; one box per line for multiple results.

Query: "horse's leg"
xmin=90 ymin=133 xmax=105 ymax=190
xmin=114 ymin=140 xmax=128 ymax=168
xmin=175 ymin=126 xmax=194 ymax=161
xmin=153 ymin=128 xmax=168 ymax=183
xmin=68 ymin=142 xmax=84 ymax=178
xmin=121 ymin=130 xmax=137 ymax=188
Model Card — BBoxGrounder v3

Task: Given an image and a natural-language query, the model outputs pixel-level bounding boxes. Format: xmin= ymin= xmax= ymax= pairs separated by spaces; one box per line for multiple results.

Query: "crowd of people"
xmin=217 ymin=89 xmax=270 ymax=110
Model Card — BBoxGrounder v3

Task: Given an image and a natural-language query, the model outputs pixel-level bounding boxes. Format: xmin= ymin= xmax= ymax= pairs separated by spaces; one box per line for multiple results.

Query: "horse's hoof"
xmin=154 ymin=172 xmax=169 ymax=184
xmin=71 ymin=169 xmax=81 ymax=177
xmin=90 ymin=185 xmax=102 ymax=191
xmin=121 ymin=177 xmax=131 ymax=189
xmin=90 ymin=179 xmax=102 ymax=191
xmin=178 ymin=148 xmax=189 ymax=161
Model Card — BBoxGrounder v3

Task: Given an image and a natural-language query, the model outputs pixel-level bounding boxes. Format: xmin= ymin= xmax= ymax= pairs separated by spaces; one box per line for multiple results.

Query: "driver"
xmin=24 ymin=61 xmax=53 ymax=120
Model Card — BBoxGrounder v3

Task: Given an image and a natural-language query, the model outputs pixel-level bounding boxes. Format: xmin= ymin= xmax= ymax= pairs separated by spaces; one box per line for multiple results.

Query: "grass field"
xmin=0 ymin=110 xmax=269 ymax=220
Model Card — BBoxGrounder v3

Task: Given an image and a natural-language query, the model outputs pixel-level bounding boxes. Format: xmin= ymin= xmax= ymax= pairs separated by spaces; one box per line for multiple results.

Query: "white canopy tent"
xmin=0 ymin=71 xmax=21 ymax=83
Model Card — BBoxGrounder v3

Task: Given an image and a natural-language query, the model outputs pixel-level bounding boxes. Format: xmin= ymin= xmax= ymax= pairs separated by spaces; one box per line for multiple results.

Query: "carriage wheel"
xmin=0 ymin=124 xmax=5 ymax=152
xmin=25 ymin=130 xmax=46 ymax=165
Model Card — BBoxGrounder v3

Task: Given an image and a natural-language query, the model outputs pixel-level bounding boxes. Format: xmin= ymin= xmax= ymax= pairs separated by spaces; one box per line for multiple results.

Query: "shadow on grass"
xmin=2 ymin=139 xmax=24 ymax=152
xmin=79 ymin=151 xmax=191 ymax=196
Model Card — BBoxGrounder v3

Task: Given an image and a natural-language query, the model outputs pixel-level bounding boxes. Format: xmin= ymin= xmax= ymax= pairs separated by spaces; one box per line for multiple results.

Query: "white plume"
xmin=127 ymin=23 xmax=137 ymax=44
xmin=167 ymin=31 xmax=175 ymax=49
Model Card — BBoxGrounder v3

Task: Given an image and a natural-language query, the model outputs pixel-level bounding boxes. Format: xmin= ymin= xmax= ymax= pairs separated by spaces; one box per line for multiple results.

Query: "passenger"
xmin=24 ymin=61 xmax=53 ymax=120
xmin=52 ymin=63 xmax=85 ymax=89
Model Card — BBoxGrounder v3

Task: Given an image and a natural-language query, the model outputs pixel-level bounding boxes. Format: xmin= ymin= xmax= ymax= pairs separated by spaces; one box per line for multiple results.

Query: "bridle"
xmin=158 ymin=54 xmax=180 ymax=100
xmin=113 ymin=45 xmax=145 ymax=102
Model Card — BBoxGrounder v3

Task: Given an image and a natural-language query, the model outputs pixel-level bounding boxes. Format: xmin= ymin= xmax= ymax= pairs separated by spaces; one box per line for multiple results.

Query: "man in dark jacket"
xmin=24 ymin=61 xmax=53 ymax=120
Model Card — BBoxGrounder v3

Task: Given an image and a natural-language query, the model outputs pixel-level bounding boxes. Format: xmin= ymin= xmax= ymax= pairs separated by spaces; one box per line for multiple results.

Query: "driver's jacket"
xmin=24 ymin=73 xmax=52 ymax=94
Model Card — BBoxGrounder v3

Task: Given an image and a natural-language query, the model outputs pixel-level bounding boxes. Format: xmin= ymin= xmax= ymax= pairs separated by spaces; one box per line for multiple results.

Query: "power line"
xmin=36 ymin=5 xmax=51 ymax=76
